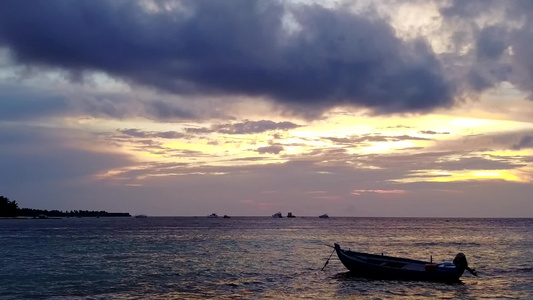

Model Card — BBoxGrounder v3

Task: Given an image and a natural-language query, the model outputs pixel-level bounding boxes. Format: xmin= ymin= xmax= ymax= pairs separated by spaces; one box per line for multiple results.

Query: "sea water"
xmin=1 ymin=217 xmax=532 ymax=299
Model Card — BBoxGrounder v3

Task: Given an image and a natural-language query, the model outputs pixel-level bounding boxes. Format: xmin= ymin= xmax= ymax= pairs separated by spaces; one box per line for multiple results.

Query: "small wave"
xmin=413 ymin=242 xmax=481 ymax=247
xmin=492 ymin=267 xmax=533 ymax=274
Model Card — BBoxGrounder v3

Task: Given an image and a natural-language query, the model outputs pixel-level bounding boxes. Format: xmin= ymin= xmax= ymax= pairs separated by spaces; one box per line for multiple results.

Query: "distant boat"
xmin=287 ymin=212 xmax=295 ymax=218
xmin=333 ymin=243 xmax=477 ymax=282
xmin=272 ymin=212 xmax=282 ymax=218
xmin=319 ymin=214 xmax=329 ymax=218
xmin=223 ymin=215 xmax=231 ymax=218
xmin=33 ymin=214 xmax=61 ymax=220
xmin=135 ymin=214 xmax=147 ymax=218
xmin=207 ymin=213 xmax=218 ymax=218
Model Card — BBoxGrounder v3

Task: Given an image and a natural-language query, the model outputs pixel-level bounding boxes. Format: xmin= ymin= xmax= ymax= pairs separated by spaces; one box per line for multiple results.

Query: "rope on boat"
xmin=321 ymin=247 xmax=336 ymax=271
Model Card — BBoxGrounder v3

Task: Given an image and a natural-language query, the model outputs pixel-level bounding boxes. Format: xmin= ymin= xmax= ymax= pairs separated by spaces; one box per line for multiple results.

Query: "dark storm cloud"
xmin=475 ymin=26 xmax=509 ymax=61
xmin=440 ymin=0 xmax=533 ymax=96
xmin=185 ymin=120 xmax=301 ymax=135
xmin=0 ymin=0 xmax=454 ymax=116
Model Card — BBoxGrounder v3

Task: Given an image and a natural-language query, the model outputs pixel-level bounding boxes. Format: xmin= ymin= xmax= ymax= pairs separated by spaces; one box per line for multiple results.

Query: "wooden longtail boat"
xmin=334 ymin=243 xmax=477 ymax=282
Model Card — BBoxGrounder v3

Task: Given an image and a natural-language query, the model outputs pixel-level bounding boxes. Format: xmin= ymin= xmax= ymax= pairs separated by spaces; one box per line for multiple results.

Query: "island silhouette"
xmin=0 ymin=196 xmax=130 ymax=218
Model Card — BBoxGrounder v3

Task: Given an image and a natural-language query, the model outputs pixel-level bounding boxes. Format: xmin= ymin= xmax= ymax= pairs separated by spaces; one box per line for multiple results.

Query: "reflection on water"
xmin=0 ymin=217 xmax=532 ymax=299
xmin=333 ymin=272 xmax=475 ymax=300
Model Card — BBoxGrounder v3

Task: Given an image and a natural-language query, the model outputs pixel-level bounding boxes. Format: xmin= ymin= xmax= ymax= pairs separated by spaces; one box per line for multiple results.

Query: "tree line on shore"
xmin=0 ymin=196 xmax=130 ymax=218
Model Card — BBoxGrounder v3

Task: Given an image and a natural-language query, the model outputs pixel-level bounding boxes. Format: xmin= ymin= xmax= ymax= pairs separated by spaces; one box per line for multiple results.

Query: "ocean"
xmin=1 ymin=217 xmax=532 ymax=299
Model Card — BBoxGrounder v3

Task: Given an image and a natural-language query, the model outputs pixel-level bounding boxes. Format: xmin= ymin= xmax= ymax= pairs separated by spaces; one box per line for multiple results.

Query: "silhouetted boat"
xmin=207 ymin=213 xmax=218 ymax=218
xmin=272 ymin=212 xmax=282 ymax=218
xmin=223 ymin=215 xmax=231 ymax=218
xmin=31 ymin=214 xmax=61 ymax=219
xmin=319 ymin=214 xmax=329 ymax=218
xmin=334 ymin=243 xmax=477 ymax=282
xmin=287 ymin=212 xmax=295 ymax=218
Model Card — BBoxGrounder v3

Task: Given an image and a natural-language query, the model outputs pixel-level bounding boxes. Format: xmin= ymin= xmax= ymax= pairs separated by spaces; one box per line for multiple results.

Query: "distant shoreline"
xmin=15 ymin=210 xmax=131 ymax=218
xmin=0 ymin=215 xmax=131 ymax=220
xmin=1 ymin=196 xmax=132 ymax=218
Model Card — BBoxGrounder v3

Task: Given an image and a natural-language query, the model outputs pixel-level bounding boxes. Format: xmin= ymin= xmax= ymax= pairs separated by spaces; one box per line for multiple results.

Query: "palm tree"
xmin=0 ymin=196 xmax=19 ymax=217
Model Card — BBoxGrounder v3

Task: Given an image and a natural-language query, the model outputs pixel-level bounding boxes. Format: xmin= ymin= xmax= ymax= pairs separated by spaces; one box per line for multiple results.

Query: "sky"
xmin=0 ymin=0 xmax=532 ymax=217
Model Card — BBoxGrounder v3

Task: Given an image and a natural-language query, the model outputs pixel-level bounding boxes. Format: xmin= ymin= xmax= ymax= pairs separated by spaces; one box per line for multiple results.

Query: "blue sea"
xmin=1 ymin=217 xmax=532 ymax=299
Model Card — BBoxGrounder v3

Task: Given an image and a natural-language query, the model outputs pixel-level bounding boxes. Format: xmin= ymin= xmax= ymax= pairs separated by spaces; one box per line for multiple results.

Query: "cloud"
xmin=0 ymin=0 xmax=455 ymax=116
xmin=0 ymin=80 xmax=209 ymax=122
xmin=439 ymin=0 xmax=533 ymax=96
xmin=435 ymin=157 xmax=525 ymax=171
xmin=512 ymin=135 xmax=533 ymax=150
xmin=145 ymin=100 xmax=197 ymax=120
xmin=256 ymin=145 xmax=284 ymax=154
xmin=216 ymin=120 xmax=301 ymax=134
xmin=184 ymin=127 xmax=215 ymax=134
xmin=419 ymin=130 xmax=449 ymax=135
xmin=186 ymin=120 xmax=301 ymax=135
xmin=475 ymin=26 xmax=509 ymax=61
xmin=76 ymin=95 xmax=203 ymax=121
xmin=358 ymin=151 xmax=524 ymax=173
xmin=322 ymin=134 xmax=430 ymax=146
xmin=118 ymin=129 xmax=185 ymax=139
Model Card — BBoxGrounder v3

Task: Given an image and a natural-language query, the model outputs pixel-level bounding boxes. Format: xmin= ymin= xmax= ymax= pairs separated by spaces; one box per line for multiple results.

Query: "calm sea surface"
xmin=1 ymin=217 xmax=532 ymax=299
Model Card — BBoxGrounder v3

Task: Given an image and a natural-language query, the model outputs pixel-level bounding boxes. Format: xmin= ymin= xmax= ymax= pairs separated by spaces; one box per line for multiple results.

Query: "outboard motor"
xmin=453 ymin=253 xmax=478 ymax=276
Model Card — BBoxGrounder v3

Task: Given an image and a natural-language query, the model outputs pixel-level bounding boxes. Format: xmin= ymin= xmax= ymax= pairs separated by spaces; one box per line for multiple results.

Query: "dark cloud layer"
xmin=0 ymin=0 xmax=454 ymax=116
xmin=0 ymin=82 xmax=203 ymax=122
xmin=440 ymin=0 xmax=533 ymax=96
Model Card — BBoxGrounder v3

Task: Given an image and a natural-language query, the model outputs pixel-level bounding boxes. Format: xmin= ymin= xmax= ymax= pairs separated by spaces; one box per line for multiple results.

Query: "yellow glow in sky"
xmin=396 ymin=169 xmax=525 ymax=183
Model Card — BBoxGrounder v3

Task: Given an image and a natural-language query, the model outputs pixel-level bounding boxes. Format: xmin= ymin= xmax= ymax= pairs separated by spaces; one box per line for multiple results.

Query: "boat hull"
xmin=334 ymin=244 xmax=465 ymax=282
